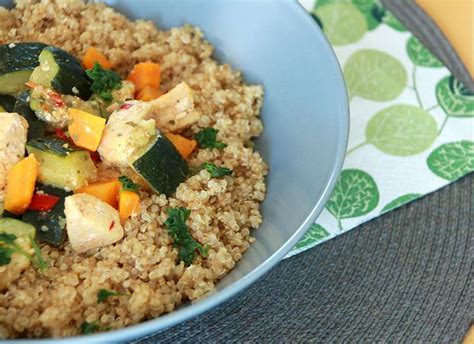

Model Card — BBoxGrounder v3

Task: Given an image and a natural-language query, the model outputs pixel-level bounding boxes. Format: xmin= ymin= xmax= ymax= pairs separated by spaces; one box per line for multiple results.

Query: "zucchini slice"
xmin=26 ymin=137 xmax=97 ymax=190
xmin=131 ymin=133 xmax=188 ymax=196
xmin=30 ymin=47 xmax=92 ymax=100
xmin=13 ymin=91 xmax=48 ymax=140
xmin=22 ymin=184 xmax=70 ymax=247
xmin=0 ymin=218 xmax=36 ymax=239
xmin=0 ymin=42 xmax=47 ymax=94
xmin=0 ymin=95 xmax=16 ymax=112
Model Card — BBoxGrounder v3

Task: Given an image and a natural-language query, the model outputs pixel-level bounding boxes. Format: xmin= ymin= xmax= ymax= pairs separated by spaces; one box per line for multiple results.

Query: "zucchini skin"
xmin=13 ymin=91 xmax=47 ymax=140
xmin=132 ymin=134 xmax=189 ymax=196
xmin=22 ymin=184 xmax=70 ymax=247
xmin=42 ymin=47 xmax=92 ymax=100
xmin=0 ymin=95 xmax=16 ymax=112
xmin=0 ymin=42 xmax=47 ymax=94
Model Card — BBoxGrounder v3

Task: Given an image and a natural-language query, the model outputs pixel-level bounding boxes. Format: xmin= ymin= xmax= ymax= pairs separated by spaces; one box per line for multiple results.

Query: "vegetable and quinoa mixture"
xmin=0 ymin=0 xmax=267 ymax=338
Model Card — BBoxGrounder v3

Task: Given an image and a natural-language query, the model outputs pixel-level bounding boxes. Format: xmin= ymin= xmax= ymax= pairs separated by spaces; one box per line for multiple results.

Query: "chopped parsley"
xmin=118 ymin=176 xmax=140 ymax=193
xmin=164 ymin=208 xmax=208 ymax=266
xmin=97 ymin=288 xmax=124 ymax=303
xmin=201 ymin=162 xmax=233 ymax=178
xmin=194 ymin=128 xmax=227 ymax=149
xmin=86 ymin=62 xmax=122 ymax=102
xmin=0 ymin=232 xmax=47 ymax=271
xmin=80 ymin=321 xmax=110 ymax=334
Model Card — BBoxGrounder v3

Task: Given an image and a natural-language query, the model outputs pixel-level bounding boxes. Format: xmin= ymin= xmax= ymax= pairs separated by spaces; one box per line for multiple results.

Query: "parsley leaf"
xmin=80 ymin=321 xmax=100 ymax=334
xmin=0 ymin=232 xmax=47 ymax=270
xmin=118 ymin=176 xmax=140 ymax=192
xmin=86 ymin=63 xmax=122 ymax=102
xmin=97 ymin=289 xmax=124 ymax=303
xmin=0 ymin=246 xmax=14 ymax=266
xmin=0 ymin=232 xmax=17 ymax=245
xmin=194 ymin=128 xmax=227 ymax=149
xmin=164 ymin=208 xmax=209 ymax=266
xmin=201 ymin=162 xmax=233 ymax=178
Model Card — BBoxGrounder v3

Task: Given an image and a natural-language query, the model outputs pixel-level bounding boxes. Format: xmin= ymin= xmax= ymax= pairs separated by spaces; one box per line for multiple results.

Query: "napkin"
xmin=288 ymin=0 xmax=474 ymax=257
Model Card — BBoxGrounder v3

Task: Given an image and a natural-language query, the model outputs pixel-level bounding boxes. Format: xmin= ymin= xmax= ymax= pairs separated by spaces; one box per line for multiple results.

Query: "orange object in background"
xmin=136 ymin=85 xmax=163 ymax=101
xmin=75 ymin=179 xmax=121 ymax=209
xmin=165 ymin=133 xmax=197 ymax=159
xmin=4 ymin=155 xmax=38 ymax=215
xmin=82 ymin=47 xmax=113 ymax=70
xmin=68 ymin=108 xmax=106 ymax=152
xmin=127 ymin=62 xmax=161 ymax=92
xmin=416 ymin=0 xmax=474 ymax=78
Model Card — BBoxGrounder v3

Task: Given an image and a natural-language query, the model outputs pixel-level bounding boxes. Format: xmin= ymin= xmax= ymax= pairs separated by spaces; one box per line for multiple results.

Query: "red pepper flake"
xmin=54 ymin=128 xmax=69 ymax=142
xmin=28 ymin=193 xmax=60 ymax=212
xmin=120 ymin=103 xmax=133 ymax=110
xmin=109 ymin=221 xmax=115 ymax=231
xmin=48 ymin=90 xmax=65 ymax=108
xmin=90 ymin=151 xmax=102 ymax=164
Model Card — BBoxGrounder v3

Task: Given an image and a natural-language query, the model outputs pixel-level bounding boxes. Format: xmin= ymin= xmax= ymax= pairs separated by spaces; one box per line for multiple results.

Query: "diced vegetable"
xmin=119 ymin=190 xmax=140 ymax=223
xmin=68 ymin=108 xmax=106 ymax=151
xmin=0 ymin=106 xmax=4 ymax=112
xmin=13 ymin=91 xmax=47 ymax=140
xmin=75 ymin=179 xmax=121 ymax=208
xmin=165 ymin=133 xmax=197 ymax=159
xmin=0 ymin=42 xmax=47 ymax=94
xmin=0 ymin=95 xmax=16 ymax=112
xmin=0 ymin=218 xmax=36 ymax=238
xmin=86 ymin=63 xmax=122 ymax=102
xmin=22 ymin=184 xmax=71 ymax=247
xmin=27 ymin=138 xmax=97 ymax=190
xmin=131 ymin=132 xmax=188 ymax=196
xmin=136 ymin=85 xmax=163 ymax=101
xmin=64 ymin=194 xmax=124 ymax=253
xmin=28 ymin=83 xmax=70 ymax=128
xmin=4 ymin=155 xmax=38 ymax=215
xmin=27 ymin=193 xmax=60 ymax=211
xmin=127 ymin=62 xmax=161 ymax=92
xmin=82 ymin=47 xmax=112 ymax=70
xmin=29 ymin=47 xmax=92 ymax=99
xmin=149 ymin=82 xmax=199 ymax=132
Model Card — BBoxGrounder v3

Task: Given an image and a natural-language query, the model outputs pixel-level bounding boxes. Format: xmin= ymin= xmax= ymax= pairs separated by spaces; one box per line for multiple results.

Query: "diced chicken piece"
xmin=0 ymin=113 xmax=28 ymax=198
xmin=0 ymin=236 xmax=32 ymax=291
xmin=97 ymin=101 xmax=157 ymax=168
xmin=64 ymin=193 xmax=124 ymax=253
xmin=149 ymin=82 xmax=200 ymax=132
xmin=29 ymin=84 xmax=69 ymax=128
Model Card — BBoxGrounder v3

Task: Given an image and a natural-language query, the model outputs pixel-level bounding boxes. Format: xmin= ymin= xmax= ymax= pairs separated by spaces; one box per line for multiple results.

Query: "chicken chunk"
xmin=0 ymin=112 xmax=28 ymax=198
xmin=64 ymin=193 xmax=124 ymax=253
xmin=149 ymin=82 xmax=200 ymax=132
xmin=97 ymin=101 xmax=157 ymax=168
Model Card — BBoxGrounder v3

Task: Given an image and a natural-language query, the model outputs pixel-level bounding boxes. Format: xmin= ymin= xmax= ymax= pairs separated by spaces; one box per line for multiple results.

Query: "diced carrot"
xmin=119 ymin=190 xmax=140 ymax=223
xmin=165 ymin=133 xmax=197 ymax=159
xmin=82 ymin=47 xmax=113 ymax=70
xmin=127 ymin=62 xmax=161 ymax=92
xmin=68 ymin=108 xmax=106 ymax=152
xmin=4 ymin=155 xmax=38 ymax=215
xmin=75 ymin=179 xmax=121 ymax=209
xmin=136 ymin=85 xmax=163 ymax=101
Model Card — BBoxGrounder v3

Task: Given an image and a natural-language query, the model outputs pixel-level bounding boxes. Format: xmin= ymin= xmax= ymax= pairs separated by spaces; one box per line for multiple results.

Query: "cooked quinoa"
xmin=0 ymin=0 xmax=267 ymax=338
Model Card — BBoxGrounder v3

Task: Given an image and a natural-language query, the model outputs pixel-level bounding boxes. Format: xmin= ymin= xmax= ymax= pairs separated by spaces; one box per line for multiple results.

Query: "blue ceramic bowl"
xmin=1 ymin=0 xmax=348 ymax=341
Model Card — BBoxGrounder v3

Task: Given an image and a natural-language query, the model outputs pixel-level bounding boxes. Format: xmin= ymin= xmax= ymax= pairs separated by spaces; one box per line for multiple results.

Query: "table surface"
xmin=133 ymin=3 xmax=473 ymax=342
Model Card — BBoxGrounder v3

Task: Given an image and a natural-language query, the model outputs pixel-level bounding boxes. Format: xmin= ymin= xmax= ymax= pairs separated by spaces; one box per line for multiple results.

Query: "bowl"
xmin=0 ymin=0 xmax=349 ymax=341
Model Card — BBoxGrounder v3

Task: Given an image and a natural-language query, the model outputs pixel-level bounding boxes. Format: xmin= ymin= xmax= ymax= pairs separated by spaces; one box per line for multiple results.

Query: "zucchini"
xmin=0 ymin=42 xmax=47 ymax=94
xmin=22 ymin=184 xmax=70 ymax=247
xmin=13 ymin=91 xmax=47 ymax=140
xmin=26 ymin=138 xmax=97 ymax=190
xmin=131 ymin=133 xmax=188 ymax=196
xmin=0 ymin=95 xmax=16 ymax=112
xmin=0 ymin=218 xmax=36 ymax=239
xmin=29 ymin=47 xmax=92 ymax=100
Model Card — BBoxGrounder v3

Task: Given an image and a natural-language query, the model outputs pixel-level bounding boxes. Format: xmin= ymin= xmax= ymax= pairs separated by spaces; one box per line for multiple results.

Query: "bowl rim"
xmin=9 ymin=1 xmax=349 ymax=342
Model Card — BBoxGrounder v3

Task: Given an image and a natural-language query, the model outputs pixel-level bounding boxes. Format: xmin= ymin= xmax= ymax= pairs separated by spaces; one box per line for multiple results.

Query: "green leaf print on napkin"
xmin=352 ymin=0 xmax=385 ymax=31
xmin=381 ymin=193 xmax=421 ymax=213
xmin=436 ymin=76 xmax=474 ymax=117
xmin=344 ymin=49 xmax=407 ymax=101
xmin=427 ymin=141 xmax=474 ymax=181
xmin=366 ymin=105 xmax=438 ymax=156
xmin=293 ymin=224 xmax=329 ymax=250
xmin=406 ymin=36 xmax=443 ymax=68
xmin=314 ymin=3 xmax=367 ymax=46
xmin=326 ymin=169 xmax=379 ymax=230
xmin=382 ymin=10 xmax=407 ymax=31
